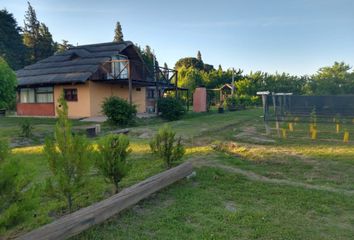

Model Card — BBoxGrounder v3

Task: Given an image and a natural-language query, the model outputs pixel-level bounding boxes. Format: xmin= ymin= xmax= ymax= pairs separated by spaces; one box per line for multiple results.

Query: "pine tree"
xmin=37 ymin=23 xmax=55 ymax=59
xmin=113 ymin=21 xmax=124 ymax=42
xmin=44 ymin=94 xmax=92 ymax=212
xmin=23 ymin=2 xmax=55 ymax=64
xmin=0 ymin=9 xmax=26 ymax=69
xmin=197 ymin=50 xmax=202 ymax=62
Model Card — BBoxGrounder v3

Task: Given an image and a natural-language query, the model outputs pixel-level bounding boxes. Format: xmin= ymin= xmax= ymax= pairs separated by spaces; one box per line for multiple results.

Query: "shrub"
xmin=0 ymin=58 xmax=17 ymax=110
xmin=20 ymin=119 xmax=33 ymax=138
xmin=0 ymin=140 xmax=34 ymax=232
xmin=96 ymin=134 xmax=131 ymax=193
xmin=102 ymin=96 xmax=137 ymax=126
xmin=44 ymin=95 xmax=92 ymax=212
xmin=225 ymin=95 xmax=238 ymax=111
xmin=0 ymin=140 xmax=9 ymax=162
xmin=157 ymin=97 xmax=186 ymax=121
xmin=150 ymin=125 xmax=185 ymax=168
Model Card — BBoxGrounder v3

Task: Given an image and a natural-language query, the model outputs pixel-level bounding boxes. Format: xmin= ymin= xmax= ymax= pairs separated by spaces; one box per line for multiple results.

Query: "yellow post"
xmin=311 ymin=127 xmax=317 ymax=140
xmin=281 ymin=128 xmax=287 ymax=139
xmin=288 ymin=122 xmax=294 ymax=132
xmin=336 ymin=123 xmax=340 ymax=133
xmin=343 ymin=131 xmax=349 ymax=143
xmin=309 ymin=124 xmax=314 ymax=136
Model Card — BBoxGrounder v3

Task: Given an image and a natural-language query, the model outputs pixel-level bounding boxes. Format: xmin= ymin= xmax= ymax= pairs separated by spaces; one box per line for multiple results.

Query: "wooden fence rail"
xmin=17 ymin=162 xmax=193 ymax=240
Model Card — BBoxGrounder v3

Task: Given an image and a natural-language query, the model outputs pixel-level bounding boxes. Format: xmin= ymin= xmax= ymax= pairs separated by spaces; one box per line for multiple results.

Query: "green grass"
xmin=2 ymin=108 xmax=354 ymax=239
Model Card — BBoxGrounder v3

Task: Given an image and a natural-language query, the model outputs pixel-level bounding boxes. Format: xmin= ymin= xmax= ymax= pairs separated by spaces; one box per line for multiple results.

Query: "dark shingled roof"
xmin=16 ymin=41 xmax=134 ymax=86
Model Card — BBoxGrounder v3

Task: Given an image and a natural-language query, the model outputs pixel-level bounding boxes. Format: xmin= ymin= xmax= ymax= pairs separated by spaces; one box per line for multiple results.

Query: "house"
xmin=16 ymin=41 xmax=178 ymax=118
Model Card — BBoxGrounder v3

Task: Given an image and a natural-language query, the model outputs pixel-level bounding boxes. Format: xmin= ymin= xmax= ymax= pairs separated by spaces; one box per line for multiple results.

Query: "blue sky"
xmin=1 ymin=0 xmax=354 ymax=75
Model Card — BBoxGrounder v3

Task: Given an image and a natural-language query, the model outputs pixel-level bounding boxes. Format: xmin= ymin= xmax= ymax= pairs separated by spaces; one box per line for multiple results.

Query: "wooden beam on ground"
xmin=17 ymin=162 xmax=193 ymax=240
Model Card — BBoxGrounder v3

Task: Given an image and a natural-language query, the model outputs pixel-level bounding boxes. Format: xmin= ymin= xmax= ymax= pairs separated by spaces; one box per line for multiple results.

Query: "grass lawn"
xmin=2 ymin=109 xmax=354 ymax=239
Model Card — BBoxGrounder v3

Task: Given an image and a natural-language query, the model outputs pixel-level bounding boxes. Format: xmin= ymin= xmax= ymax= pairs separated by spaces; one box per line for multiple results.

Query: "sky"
xmin=1 ymin=0 xmax=354 ymax=75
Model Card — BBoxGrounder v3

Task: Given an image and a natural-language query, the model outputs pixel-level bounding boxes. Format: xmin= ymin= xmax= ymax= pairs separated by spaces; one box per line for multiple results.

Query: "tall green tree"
xmin=23 ymin=2 xmax=55 ymax=64
xmin=0 ymin=9 xmax=26 ymax=70
xmin=113 ymin=21 xmax=124 ymax=42
xmin=0 ymin=58 xmax=17 ymax=110
xmin=37 ymin=23 xmax=55 ymax=59
xmin=309 ymin=62 xmax=354 ymax=95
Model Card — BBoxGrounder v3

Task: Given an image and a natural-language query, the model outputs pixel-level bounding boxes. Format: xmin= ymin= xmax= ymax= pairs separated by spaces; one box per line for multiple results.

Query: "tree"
xmin=96 ymin=134 xmax=131 ymax=193
xmin=150 ymin=125 xmax=185 ymax=168
xmin=0 ymin=58 xmax=17 ymax=110
xmin=175 ymin=57 xmax=204 ymax=71
xmin=37 ymin=23 xmax=55 ymax=59
xmin=309 ymin=62 xmax=353 ymax=95
xmin=102 ymin=96 xmax=137 ymax=126
xmin=44 ymin=94 xmax=92 ymax=212
xmin=113 ymin=21 xmax=124 ymax=42
xmin=55 ymin=40 xmax=74 ymax=54
xmin=197 ymin=50 xmax=202 ymax=62
xmin=0 ymin=9 xmax=26 ymax=70
xmin=23 ymin=2 xmax=55 ymax=64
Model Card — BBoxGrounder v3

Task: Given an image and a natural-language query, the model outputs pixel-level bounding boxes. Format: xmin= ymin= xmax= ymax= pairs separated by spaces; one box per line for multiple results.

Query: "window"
xmin=136 ymin=87 xmax=141 ymax=92
xmin=111 ymin=55 xmax=128 ymax=79
xmin=36 ymin=87 xmax=53 ymax=103
xmin=147 ymin=89 xmax=155 ymax=99
xmin=20 ymin=88 xmax=35 ymax=103
xmin=20 ymin=87 xmax=54 ymax=103
xmin=64 ymin=89 xmax=78 ymax=101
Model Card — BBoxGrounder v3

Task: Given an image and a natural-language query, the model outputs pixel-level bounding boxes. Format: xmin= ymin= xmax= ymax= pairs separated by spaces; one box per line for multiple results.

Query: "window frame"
xmin=19 ymin=87 xmax=54 ymax=104
xmin=64 ymin=88 xmax=78 ymax=102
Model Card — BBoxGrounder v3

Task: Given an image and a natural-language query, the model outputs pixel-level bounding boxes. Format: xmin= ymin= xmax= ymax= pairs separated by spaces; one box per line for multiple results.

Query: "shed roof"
xmin=16 ymin=41 xmax=135 ymax=86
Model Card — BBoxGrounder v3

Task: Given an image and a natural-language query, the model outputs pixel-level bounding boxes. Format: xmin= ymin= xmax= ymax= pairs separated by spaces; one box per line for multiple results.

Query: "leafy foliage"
xmin=0 ymin=9 xmax=26 ymax=70
xmin=55 ymin=40 xmax=74 ymax=54
xmin=150 ymin=125 xmax=185 ymax=168
xmin=0 ymin=140 xmax=34 ymax=232
xmin=175 ymin=57 xmax=204 ymax=71
xmin=96 ymin=134 xmax=131 ymax=193
xmin=0 ymin=57 xmax=17 ymax=110
xmin=44 ymin=95 xmax=92 ymax=212
xmin=157 ymin=97 xmax=186 ymax=121
xmin=102 ymin=96 xmax=137 ymax=126
xmin=19 ymin=119 xmax=33 ymax=138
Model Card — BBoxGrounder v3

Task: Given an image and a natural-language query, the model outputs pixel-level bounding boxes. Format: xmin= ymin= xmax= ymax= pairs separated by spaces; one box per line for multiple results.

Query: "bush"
xmin=0 ymin=140 xmax=34 ymax=232
xmin=0 ymin=140 xmax=9 ymax=162
xmin=150 ymin=125 xmax=185 ymax=168
xmin=102 ymin=96 xmax=137 ymax=126
xmin=20 ymin=119 xmax=33 ymax=138
xmin=157 ymin=97 xmax=186 ymax=121
xmin=0 ymin=58 xmax=17 ymax=110
xmin=44 ymin=95 xmax=92 ymax=212
xmin=96 ymin=134 xmax=131 ymax=193
xmin=225 ymin=95 xmax=238 ymax=111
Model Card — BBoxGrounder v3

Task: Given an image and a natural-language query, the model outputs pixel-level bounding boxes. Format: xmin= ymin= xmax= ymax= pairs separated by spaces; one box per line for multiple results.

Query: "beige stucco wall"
xmin=54 ymin=83 xmax=91 ymax=118
xmin=89 ymin=81 xmax=146 ymax=116
xmin=54 ymin=81 xmax=146 ymax=118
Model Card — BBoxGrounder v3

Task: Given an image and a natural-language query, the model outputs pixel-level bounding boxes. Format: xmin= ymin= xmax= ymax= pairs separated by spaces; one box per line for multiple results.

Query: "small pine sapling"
xmin=44 ymin=94 xmax=92 ymax=212
xmin=96 ymin=134 xmax=131 ymax=193
xmin=150 ymin=125 xmax=185 ymax=168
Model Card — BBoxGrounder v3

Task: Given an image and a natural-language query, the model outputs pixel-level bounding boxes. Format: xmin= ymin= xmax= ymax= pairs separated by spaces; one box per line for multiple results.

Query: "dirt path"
xmin=192 ymin=158 xmax=354 ymax=196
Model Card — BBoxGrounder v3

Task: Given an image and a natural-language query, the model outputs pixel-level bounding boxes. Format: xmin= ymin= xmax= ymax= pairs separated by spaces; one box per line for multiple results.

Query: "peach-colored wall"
xmin=54 ymin=83 xmax=91 ymax=118
xmin=89 ymin=81 xmax=146 ymax=116
xmin=54 ymin=81 xmax=146 ymax=118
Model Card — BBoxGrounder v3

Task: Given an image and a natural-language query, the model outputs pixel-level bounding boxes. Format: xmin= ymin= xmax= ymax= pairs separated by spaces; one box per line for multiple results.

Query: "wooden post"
xmin=17 ymin=162 xmax=193 ymax=240
xmin=128 ymin=60 xmax=132 ymax=105
xmin=262 ymin=94 xmax=270 ymax=135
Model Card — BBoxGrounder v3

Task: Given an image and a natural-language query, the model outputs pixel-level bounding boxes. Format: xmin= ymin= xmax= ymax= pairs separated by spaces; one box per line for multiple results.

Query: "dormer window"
xmin=111 ymin=54 xmax=128 ymax=79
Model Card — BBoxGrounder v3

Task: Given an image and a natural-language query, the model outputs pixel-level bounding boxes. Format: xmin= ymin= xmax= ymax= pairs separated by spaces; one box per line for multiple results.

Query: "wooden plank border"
xmin=18 ymin=162 xmax=193 ymax=240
